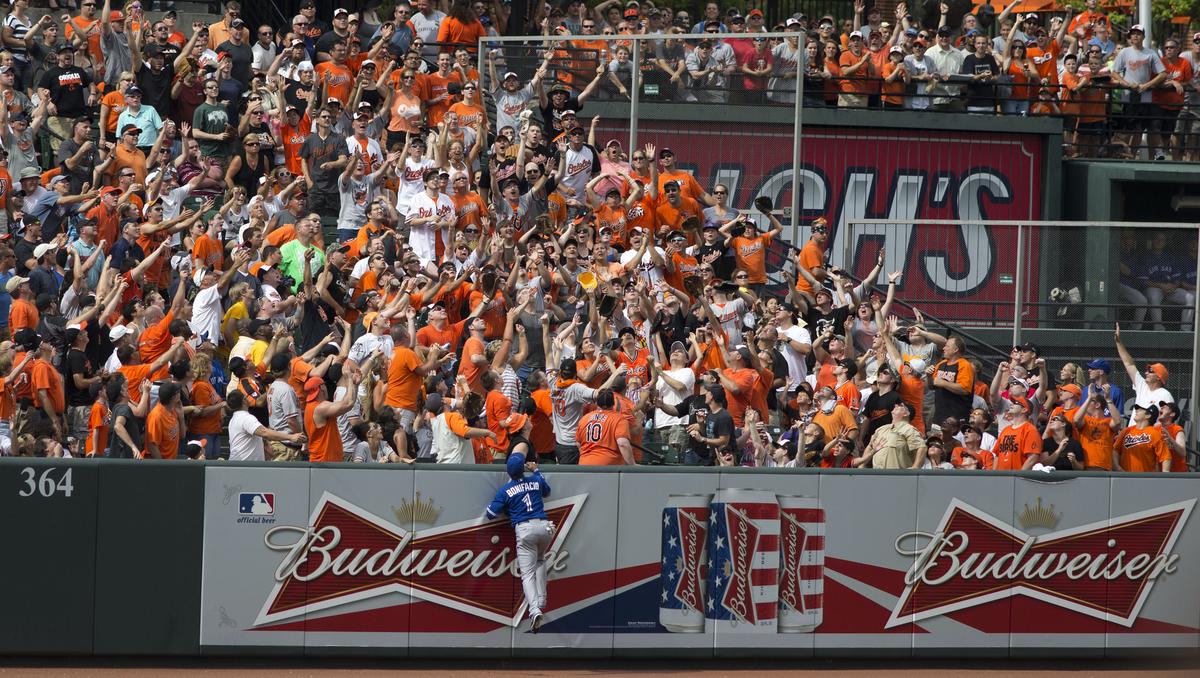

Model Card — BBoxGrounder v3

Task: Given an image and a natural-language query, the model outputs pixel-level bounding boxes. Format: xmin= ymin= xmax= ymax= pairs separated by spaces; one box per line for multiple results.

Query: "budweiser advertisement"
xmin=200 ymin=468 xmax=1200 ymax=655
xmin=599 ymin=120 xmax=1044 ymax=321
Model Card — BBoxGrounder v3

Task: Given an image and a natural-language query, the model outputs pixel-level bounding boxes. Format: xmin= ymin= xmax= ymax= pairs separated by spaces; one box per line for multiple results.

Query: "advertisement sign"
xmin=600 ymin=120 xmax=1044 ymax=321
xmin=199 ymin=467 xmax=1198 ymax=656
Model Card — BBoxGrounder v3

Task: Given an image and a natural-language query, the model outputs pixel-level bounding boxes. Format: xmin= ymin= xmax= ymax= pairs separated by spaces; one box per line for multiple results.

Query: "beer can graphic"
xmin=705 ymin=488 xmax=779 ymax=633
xmin=777 ymin=495 xmax=825 ymax=633
xmin=659 ymin=494 xmax=711 ymax=633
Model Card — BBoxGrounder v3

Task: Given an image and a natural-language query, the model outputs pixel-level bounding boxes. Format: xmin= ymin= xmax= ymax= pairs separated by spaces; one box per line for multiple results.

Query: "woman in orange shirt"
xmin=187 ymin=354 xmax=225 ymax=459
xmin=388 ymin=70 xmax=425 ymax=149
xmin=436 ymin=0 xmax=487 ymax=54
xmin=881 ymin=47 xmax=908 ymax=110
xmin=822 ymin=41 xmax=842 ymax=107
xmin=99 ymin=72 xmax=134 ymax=146
xmin=1003 ymin=40 xmax=1036 ymax=116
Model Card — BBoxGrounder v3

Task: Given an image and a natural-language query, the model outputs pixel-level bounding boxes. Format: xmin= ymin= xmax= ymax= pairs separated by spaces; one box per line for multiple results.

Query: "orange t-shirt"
xmin=86 ymin=400 xmax=110 ymax=456
xmin=192 ymin=233 xmax=224 ymax=270
xmin=138 ymin=311 xmax=174 ymax=363
xmin=265 ymin=223 xmax=297 ymax=248
xmin=416 ymin=320 xmax=466 ymax=351
xmin=1163 ymin=423 xmax=1187 ymax=472
xmin=305 ymin=400 xmax=343 ymax=463
xmin=280 ymin=120 xmax=310 ymax=175
xmin=484 ymin=389 xmax=513 ymax=454
xmin=530 ymin=388 xmax=555 ymax=453
xmin=897 ymin=372 xmax=926 ymax=435
xmin=423 ymin=71 xmax=462 ymax=127
xmin=951 ymin=446 xmax=995 ymax=470
xmin=1116 ymin=425 xmax=1171 ymax=473
xmin=9 ymin=297 xmax=38 ymax=332
xmin=1077 ymin=414 xmax=1116 ymax=470
xmin=835 ymin=380 xmax=861 ymax=414
xmin=1026 ymin=40 xmax=1061 ymax=86
xmin=656 ymin=170 xmax=704 ymax=206
xmin=1154 ymin=56 xmax=1194 ymax=110
xmin=67 ymin=17 xmax=102 ymax=64
xmin=468 ymin=289 xmax=505 ymax=339
xmin=723 ymin=367 xmax=759 ymax=428
xmin=144 ymin=403 xmax=180 ymax=459
xmin=101 ymin=91 xmax=126 ymax=134
xmin=794 ymin=239 xmax=824 ymax=293
xmin=458 ymin=335 xmax=486 ymax=394
xmin=993 ymin=422 xmax=1041 ymax=470
xmin=451 ymin=191 xmax=487 ymax=230
xmin=577 ymin=408 xmax=631 ymax=465
xmin=89 ymin=204 xmax=120 ymax=250
xmin=110 ymin=144 xmax=148 ymax=184
xmin=838 ymin=49 xmax=875 ymax=95
xmin=447 ymin=100 xmax=485 ymax=129
xmin=812 ymin=404 xmax=857 ymax=444
xmin=730 ymin=232 xmax=773 ymax=284
xmin=30 ymin=358 xmax=64 ymax=414
xmin=384 ymin=346 xmax=423 ymax=410
xmin=655 ymin=196 xmax=702 ymax=239
xmin=315 ymin=61 xmax=354 ymax=104
xmin=189 ymin=380 xmax=223 ymax=434
xmin=881 ymin=61 xmax=906 ymax=105
xmin=117 ymin=363 xmax=163 ymax=402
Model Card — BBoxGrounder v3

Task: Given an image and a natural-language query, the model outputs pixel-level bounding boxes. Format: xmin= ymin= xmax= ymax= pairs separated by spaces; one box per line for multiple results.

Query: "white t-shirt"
xmin=405 ymin=191 xmax=454 ymax=266
xmin=1132 ymin=373 xmax=1173 ymax=408
xmin=189 ymin=284 xmax=223 ymax=344
xmin=561 ymin=144 xmax=598 ymax=199
xmin=228 ymin=410 xmax=265 ymax=461
xmin=395 ymin=157 xmax=434 ymax=211
xmin=779 ymin=323 xmax=812 ymax=385
xmin=619 ymin=246 xmax=667 ymax=287
xmin=655 ymin=367 xmax=696 ymax=429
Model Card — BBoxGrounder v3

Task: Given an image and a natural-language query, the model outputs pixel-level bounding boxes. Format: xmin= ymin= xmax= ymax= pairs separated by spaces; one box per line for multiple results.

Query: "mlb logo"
xmin=238 ymin=493 xmax=275 ymax=516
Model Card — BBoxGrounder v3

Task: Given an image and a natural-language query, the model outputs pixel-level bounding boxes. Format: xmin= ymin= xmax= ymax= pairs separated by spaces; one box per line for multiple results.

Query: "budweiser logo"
xmin=886 ymin=498 xmax=1194 ymax=628
xmin=721 ymin=505 xmax=760 ymax=624
xmin=674 ymin=509 xmax=705 ymax=612
xmin=254 ymin=491 xmax=587 ymax=628
xmin=779 ymin=512 xmax=806 ymax=613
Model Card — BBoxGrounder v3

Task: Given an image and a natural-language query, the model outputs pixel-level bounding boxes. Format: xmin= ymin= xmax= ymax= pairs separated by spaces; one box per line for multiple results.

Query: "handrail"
xmin=765 ymin=233 xmax=1009 ymax=370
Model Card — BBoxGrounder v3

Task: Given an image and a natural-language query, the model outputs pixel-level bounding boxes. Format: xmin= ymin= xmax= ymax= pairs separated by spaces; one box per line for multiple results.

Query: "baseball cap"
xmin=333 ymin=8 xmax=349 ymax=17
xmin=5 ymin=275 xmax=28 ymax=293
xmin=502 ymin=71 xmax=519 ymax=80
xmin=1024 ymin=13 xmax=1039 ymax=22
xmin=889 ymin=45 xmax=904 ymax=55
xmin=1129 ymin=24 xmax=1145 ymax=34
xmin=1008 ymin=395 xmax=1032 ymax=412
xmin=231 ymin=18 xmax=245 ymax=28
xmin=669 ymin=341 xmax=687 ymax=354
xmin=905 ymin=27 xmax=918 ymax=37
xmin=1086 ymin=358 xmax=1111 ymax=373
xmin=506 ymin=452 xmax=527 ymax=479
xmin=1017 ymin=341 xmax=1039 ymax=355
xmin=936 ymin=25 xmax=952 ymax=36
xmin=849 ymin=30 xmax=863 ymax=39
xmin=424 ymin=392 xmax=444 ymax=413
xmin=785 ymin=18 xmax=802 ymax=28
xmin=109 ymin=324 xmax=134 ymax=341
xmin=623 ymin=7 xmax=639 ymax=18
xmin=907 ymin=357 xmax=926 ymax=374
xmin=1057 ymin=383 xmax=1082 ymax=399
xmin=120 ymin=123 xmax=142 ymax=136
xmin=1148 ymin=362 xmax=1169 ymax=382
xmin=32 ymin=243 xmax=57 ymax=260
xmin=747 ymin=9 xmax=764 ymax=18
xmin=304 ymin=376 xmax=325 ymax=402
xmin=109 ymin=10 xmax=124 ymax=22
xmin=125 ymin=85 xmax=142 ymax=97
xmin=1132 ymin=402 xmax=1160 ymax=423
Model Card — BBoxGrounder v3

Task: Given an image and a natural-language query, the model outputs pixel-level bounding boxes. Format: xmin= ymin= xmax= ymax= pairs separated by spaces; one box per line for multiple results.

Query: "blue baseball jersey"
xmin=485 ymin=472 xmax=551 ymax=526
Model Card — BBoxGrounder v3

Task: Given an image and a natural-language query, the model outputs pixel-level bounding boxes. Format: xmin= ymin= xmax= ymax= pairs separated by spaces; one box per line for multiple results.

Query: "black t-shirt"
xmin=804 ymin=304 xmax=850 ymax=339
xmin=107 ymin=402 xmax=142 ymax=459
xmin=64 ymin=348 xmax=94 ymax=407
xmin=932 ymin=357 xmax=974 ymax=423
xmin=960 ymin=53 xmax=1000 ymax=109
xmin=314 ymin=30 xmax=351 ymax=57
xmin=217 ymin=40 xmax=255 ymax=86
xmin=679 ymin=394 xmax=734 ymax=464
xmin=862 ymin=388 xmax=902 ymax=444
xmin=696 ymin=241 xmax=732 ymax=280
xmin=136 ymin=62 xmax=175 ymax=120
xmin=38 ymin=65 xmax=91 ymax=118
xmin=13 ymin=237 xmax=36 ymax=276
xmin=539 ymin=92 xmax=582 ymax=137
xmin=1042 ymin=436 xmax=1085 ymax=471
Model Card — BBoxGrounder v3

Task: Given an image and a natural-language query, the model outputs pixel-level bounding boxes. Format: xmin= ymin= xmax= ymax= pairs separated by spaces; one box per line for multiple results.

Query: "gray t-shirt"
xmin=492 ymin=83 xmax=534 ymax=134
xmin=101 ymin=26 xmax=132 ymax=90
xmin=5 ymin=123 xmax=37 ymax=180
xmin=267 ymin=379 xmax=301 ymax=433
xmin=1113 ymin=45 xmax=1164 ymax=102
xmin=299 ymin=131 xmax=346 ymax=193
xmin=57 ymin=136 xmax=98 ymax=194
xmin=337 ymin=173 xmax=381 ymax=232
xmin=549 ymin=379 xmax=596 ymax=446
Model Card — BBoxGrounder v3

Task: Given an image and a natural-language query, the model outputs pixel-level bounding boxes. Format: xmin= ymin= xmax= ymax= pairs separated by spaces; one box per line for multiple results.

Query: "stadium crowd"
xmin=0 ymin=0 xmax=1189 ymax=473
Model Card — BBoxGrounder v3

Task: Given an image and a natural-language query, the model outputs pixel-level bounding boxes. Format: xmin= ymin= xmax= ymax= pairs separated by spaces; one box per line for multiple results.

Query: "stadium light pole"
xmin=791 ymin=32 xmax=805 ymax=245
xmin=630 ymin=39 xmax=641 ymax=154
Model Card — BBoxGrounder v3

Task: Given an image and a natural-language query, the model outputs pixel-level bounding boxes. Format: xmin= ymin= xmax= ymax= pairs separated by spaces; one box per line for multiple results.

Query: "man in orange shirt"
xmin=838 ymin=31 xmax=875 ymax=108
xmin=655 ymin=147 xmax=713 ymax=206
xmin=1072 ymin=383 xmax=1122 ymax=471
xmin=145 ymin=381 xmax=183 ymax=459
xmin=304 ymin=373 xmax=361 ymax=463
xmin=833 ymin=358 xmax=861 ymax=414
xmin=1157 ymin=401 xmax=1188 ymax=472
xmin=1155 ymin=38 xmax=1193 ymax=160
xmin=792 ymin=218 xmax=829 ymax=300
xmin=811 ymin=384 xmax=859 ymax=449
xmin=27 ymin=335 xmax=65 ymax=440
xmin=993 ymin=396 xmax=1041 ymax=470
xmin=1115 ymin=403 xmax=1172 ymax=472
xmin=315 ymin=40 xmax=354 ymax=105
xmin=6 ymin=276 xmax=37 ymax=332
xmin=386 ymin=325 xmax=444 ymax=454
xmin=727 ymin=211 xmax=783 ymax=293
xmin=655 ymin=180 xmax=702 ymax=242
xmin=714 ymin=345 xmax=761 ymax=427
xmin=423 ymin=52 xmax=462 ymax=128
xmin=577 ymin=389 xmax=635 ymax=465
xmin=458 ymin=313 xmax=490 ymax=393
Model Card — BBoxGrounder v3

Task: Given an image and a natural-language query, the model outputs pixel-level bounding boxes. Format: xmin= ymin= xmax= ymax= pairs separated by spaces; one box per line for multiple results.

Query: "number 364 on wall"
xmin=18 ymin=467 xmax=74 ymax=498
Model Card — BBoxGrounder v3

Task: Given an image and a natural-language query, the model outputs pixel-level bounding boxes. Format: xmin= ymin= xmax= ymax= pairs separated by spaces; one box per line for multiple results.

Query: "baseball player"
xmin=485 ymin=435 xmax=556 ymax=633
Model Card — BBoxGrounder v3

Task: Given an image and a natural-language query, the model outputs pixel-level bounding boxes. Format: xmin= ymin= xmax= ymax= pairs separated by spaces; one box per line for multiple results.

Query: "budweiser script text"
xmin=264 ymin=525 xmax=571 ymax=582
xmin=894 ymin=530 xmax=1181 ymax=587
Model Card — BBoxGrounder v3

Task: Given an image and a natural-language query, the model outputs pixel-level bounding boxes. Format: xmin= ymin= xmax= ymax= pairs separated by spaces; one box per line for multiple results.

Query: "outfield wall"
xmin=3 ymin=459 xmax=1198 ymax=657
